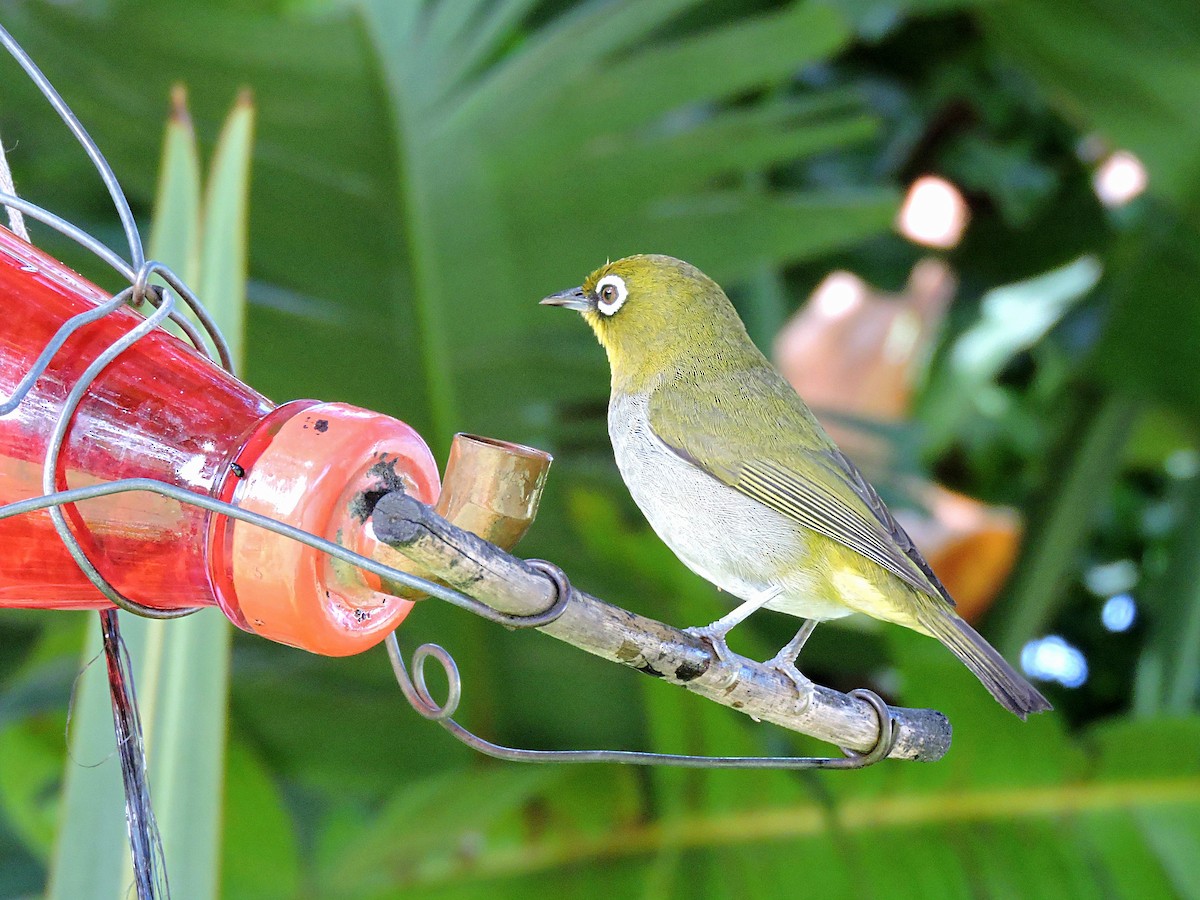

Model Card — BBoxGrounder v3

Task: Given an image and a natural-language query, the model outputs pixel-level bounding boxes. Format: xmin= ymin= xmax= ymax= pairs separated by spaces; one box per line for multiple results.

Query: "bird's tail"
xmin=918 ymin=605 xmax=1052 ymax=719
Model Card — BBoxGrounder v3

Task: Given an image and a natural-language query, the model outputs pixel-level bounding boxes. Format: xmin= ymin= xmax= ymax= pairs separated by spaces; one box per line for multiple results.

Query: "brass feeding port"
xmin=372 ymin=433 xmax=552 ymax=599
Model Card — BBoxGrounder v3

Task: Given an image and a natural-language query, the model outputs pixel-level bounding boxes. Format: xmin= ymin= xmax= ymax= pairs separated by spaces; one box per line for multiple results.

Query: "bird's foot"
xmin=682 ymin=624 xmax=735 ymax=664
xmin=763 ymin=620 xmax=817 ymax=697
xmin=763 ymin=650 xmax=815 ymax=698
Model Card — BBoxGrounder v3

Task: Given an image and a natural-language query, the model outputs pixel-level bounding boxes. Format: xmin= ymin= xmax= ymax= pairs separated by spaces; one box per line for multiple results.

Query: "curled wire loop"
xmin=839 ymin=688 xmax=897 ymax=766
xmin=507 ymin=559 xmax=572 ymax=628
xmin=0 ymin=21 xmax=899 ymax=771
xmin=388 ymin=639 xmax=461 ymax=721
xmin=386 ymin=559 xmax=572 ymax=721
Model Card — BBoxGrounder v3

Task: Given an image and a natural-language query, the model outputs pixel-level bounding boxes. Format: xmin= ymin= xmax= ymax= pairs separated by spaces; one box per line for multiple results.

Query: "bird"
xmin=541 ymin=254 xmax=1051 ymax=719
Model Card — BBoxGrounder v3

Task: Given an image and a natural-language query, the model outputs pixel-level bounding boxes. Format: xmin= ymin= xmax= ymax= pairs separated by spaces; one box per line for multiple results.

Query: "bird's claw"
xmin=764 ymin=651 xmax=814 ymax=698
xmin=683 ymin=625 xmax=734 ymax=664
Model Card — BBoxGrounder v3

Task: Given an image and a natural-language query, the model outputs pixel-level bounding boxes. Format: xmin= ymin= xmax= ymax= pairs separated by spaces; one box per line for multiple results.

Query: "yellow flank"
xmin=816 ymin=538 xmax=924 ymax=631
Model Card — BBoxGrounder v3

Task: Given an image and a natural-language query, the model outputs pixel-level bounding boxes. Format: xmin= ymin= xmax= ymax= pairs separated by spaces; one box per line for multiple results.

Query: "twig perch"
xmin=371 ymin=491 xmax=951 ymax=763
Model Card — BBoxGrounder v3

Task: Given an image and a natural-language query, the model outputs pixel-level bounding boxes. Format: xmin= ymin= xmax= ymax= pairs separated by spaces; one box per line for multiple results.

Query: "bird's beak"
xmin=539 ymin=286 xmax=592 ymax=312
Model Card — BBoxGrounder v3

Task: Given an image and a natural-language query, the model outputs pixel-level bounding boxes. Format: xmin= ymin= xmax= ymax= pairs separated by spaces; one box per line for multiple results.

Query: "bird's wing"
xmin=647 ymin=368 xmax=954 ymax=605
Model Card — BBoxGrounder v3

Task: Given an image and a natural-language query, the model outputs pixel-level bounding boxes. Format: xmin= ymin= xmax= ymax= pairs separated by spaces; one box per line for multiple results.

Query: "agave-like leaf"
xmin=47 ymin=91 xmax=257 ymax=900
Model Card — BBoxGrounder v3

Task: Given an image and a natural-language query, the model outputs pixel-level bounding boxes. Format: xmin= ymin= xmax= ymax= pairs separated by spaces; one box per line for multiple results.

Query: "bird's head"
xmin=541 ymin=254 xmax=749 ymax=389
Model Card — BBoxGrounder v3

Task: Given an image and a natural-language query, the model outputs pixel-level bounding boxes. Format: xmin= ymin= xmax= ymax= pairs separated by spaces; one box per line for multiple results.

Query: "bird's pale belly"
xmin=609 ymin=393 xmax=853 ymax=621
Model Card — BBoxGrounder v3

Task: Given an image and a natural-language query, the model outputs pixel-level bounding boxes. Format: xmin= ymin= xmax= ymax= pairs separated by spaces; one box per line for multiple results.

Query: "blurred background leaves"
xmin=0 ymin=0 xmax=1198 ymax=896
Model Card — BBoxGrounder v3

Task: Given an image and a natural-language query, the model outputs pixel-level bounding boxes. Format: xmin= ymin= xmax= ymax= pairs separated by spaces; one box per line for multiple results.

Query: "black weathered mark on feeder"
xmin=349 ymin=457 xmax=409 ymax=524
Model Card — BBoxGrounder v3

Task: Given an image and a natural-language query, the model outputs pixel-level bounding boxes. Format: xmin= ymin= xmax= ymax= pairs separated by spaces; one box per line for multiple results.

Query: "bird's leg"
xmin=684 ymin=587 xmax=781 ymax=663
xmin=764 ymin=619 xmax=818 ymax=694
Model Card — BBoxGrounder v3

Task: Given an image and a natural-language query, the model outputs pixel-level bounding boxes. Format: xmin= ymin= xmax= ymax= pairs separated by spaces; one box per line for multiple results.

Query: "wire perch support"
xmin=388 ymin=636 xmax=896 ymax=768
xmin=380 ymin=550 xmax=901 ymax=767
xmin=0 ymin=15 xmax=930 ymax=790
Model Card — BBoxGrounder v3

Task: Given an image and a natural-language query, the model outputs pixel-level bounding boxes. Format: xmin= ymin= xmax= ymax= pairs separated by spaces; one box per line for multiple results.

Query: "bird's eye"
xmin=595 ymin=274 xmax=628 ymax=316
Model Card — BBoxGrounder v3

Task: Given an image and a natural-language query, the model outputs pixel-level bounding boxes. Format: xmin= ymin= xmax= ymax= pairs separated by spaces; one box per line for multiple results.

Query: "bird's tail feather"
xmin=919 ymin=605 xmax=1052 ymax=719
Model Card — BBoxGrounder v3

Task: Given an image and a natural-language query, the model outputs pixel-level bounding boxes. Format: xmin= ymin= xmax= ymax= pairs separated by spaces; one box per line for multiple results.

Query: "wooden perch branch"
xmin=371 ymin=491 xmax=952 ymax=763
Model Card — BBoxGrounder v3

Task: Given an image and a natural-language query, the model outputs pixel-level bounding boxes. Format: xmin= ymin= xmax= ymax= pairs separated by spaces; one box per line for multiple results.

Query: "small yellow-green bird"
xmin=543 ymin=254 xmax=1051 ymax=719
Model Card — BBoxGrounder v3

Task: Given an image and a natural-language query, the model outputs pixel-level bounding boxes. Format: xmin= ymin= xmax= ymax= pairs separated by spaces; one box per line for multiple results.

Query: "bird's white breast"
xmin=608 ymin=391 xmax=851 ymax=620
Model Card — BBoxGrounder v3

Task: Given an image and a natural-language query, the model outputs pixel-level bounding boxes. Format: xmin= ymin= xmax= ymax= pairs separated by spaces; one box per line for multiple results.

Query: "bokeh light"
xmin=1022 ymin=635 xmax=1089 ymax=688
xmin=897 ymin=176 xmax=969 ymax=248
xmin=1093 ymin=150 xmax=1148 ymax=207
xmin=810 ymin=271 xmax=867 ymax=318
xmin=1101 ymin=594 xmax=1137 ymax=632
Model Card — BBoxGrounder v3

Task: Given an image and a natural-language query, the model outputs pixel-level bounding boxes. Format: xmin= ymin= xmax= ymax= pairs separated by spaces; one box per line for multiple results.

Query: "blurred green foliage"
xmin=0 ymin=0 xmax=1198 ymax=897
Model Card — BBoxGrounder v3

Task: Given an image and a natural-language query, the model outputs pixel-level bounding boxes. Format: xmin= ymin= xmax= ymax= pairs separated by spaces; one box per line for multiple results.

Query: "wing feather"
xmin=647 ymin=367 xmax=954 ymax=605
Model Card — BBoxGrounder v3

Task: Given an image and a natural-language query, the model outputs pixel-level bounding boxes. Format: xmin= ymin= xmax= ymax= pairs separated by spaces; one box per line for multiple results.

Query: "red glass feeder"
xmin=0 ymin=225 xmax=440 ymax=656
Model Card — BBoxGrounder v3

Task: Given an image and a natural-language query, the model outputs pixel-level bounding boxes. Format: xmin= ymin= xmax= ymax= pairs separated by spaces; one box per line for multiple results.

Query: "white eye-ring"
xmin=595 ymin=274 xmax=628 ymax=316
